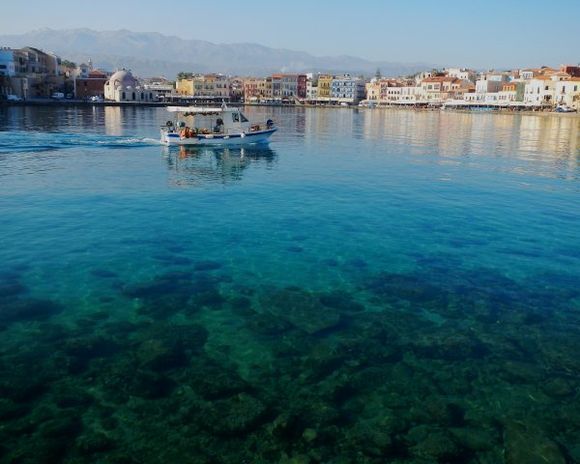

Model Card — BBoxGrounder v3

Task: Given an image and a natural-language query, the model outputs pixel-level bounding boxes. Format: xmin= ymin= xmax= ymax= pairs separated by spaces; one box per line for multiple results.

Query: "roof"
xmin=167 ymin=106 xmax=235 ymax=114
xmin=108 ymin=69 xmax=137 ymax=87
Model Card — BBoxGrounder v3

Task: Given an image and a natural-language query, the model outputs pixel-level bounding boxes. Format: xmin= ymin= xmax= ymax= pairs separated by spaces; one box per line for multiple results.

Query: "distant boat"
xmin=160 ymin=105 xmax=277 ymax=146
xmin=555 ymin=105 xmax=576 ymax=113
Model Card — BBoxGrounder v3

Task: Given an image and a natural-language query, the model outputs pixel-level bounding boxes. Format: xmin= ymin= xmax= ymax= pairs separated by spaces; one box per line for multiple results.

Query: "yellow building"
xmin=176 ymin=77 xmax=194 ymax=96
xmin=176 ymin=74 xmax=230 ymax=98
xmin=317 ymin=74 xmax=333 ymax=99
xmin=365 ymin=81 xmax=380 ymax=101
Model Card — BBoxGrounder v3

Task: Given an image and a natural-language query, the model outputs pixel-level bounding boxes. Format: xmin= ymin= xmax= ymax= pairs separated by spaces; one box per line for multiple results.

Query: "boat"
xmin=555 ymin=105 xmax=577 ymax=113
xmin=160 ymin=105 xmax=277 ymax=146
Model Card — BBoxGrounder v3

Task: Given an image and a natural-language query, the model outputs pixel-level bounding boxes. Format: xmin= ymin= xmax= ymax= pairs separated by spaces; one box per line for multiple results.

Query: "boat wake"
xmin=0 ymin=132 xmax=161 ymax=154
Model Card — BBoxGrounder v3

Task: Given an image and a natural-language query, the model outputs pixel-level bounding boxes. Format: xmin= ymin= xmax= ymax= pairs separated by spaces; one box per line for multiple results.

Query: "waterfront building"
xmin=330 ymin=75 xmax=365 ymax=104
xmin=104 ymin=69 xmax=157 ymax=102
xmin=365 ymin=80 xmax=380 ymax=102
xmin=560 ymin=65 xmax=580 ymax=77
xmin=554 ymin=78 xmax=580 ymax=109
xmin=230 ymin=77 xmax=244 ymax=102
xmin=445 ymin=67 xmax=476 ymax=82
xmin=243 ymin=77 xmax=267 ymax=101
xmin=75 ymin=69 xmax=108 ymax=99
xmin=0 ymin=48 xmax=17 ymax=77
xmin=176 ymin=74 xmax=230 ymax=99
xmin=142 ymin=78 xmax=175 ymax=100
xmin=0 ymin=46 xmax=65 ymax=98
xmin=498 ymin=81 xmax=525 ymax=104
xmin=524 ymin=76 xmax=555 ymax=106
xmin=306 ymin=75 xmax=318 ymax=101
xmin=415 ymin=71 xmax=433 ymax=85
xmin=419 ymin=76 xmax=462 ymax=102
xmin=317 ymin=74 xmax=333 ymax=100
xmin=270 ymin=74 xmax=307 ymax=100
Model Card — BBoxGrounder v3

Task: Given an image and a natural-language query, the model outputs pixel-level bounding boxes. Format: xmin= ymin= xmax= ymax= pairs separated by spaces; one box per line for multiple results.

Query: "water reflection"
xmin=163 ymin=145 xmax=277 ymax=187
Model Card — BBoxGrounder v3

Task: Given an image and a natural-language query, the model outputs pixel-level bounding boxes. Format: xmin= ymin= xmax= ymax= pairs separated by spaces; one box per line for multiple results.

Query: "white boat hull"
xmin=161 ymin=128 xmax=276 ymax=146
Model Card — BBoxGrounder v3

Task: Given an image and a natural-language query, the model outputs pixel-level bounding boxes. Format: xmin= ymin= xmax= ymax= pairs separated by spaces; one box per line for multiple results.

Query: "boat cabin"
xmin=165 ymin=106 xmax=273 ymax=137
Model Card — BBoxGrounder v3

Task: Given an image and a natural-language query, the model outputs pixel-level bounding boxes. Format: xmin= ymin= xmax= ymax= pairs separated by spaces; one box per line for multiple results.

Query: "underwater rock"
xmin=204 ymin=393 xmax=268 ymax=435
xmin=123 ymin=278 xmax=182 ymax=299
xmin=287 ymin=246 xmax=304 ymax=253
xmin=90 ymin=269 xmax=118 ymax=278
xmin=412 ymin=332 xmax=488 ymax=361
xmin=302 ymin=427 xmax=318 ymax=443
xmin=136 ymin=338 xmax=189 ymax=371
xmin=190 ymin=288 xmax=225 ymax=309
xmin=188 ymin=358 xmax=249 ymax=399
xmin=153 ymin=254 xmax=193 ymax=266
xmin=345 ymin=419 xmax=393 ymax=457
xmin=0 ymin=376 xmax=49 ymax=403
xmin=245 ymin=312 xmax=294 ymax=336
xmin=40 ymin=413 xmax=83 ymax=440
xmin=63 ymin=335 xmax=121 ymax=373
xmin=0 ymin=281 xmax=28 ymax=298
xmin=228 ymin=295 xmax=254 ymax=316
xmin=504 ymin=422 xmax=565 ymax=464
xmin=0 ymin=398 xmax=29 ymax=421
xmin=261 ymin=287 xmax=341 ymax=335
xmin=129 ymin=371 xmax=176 ymax=399
xmin=0 ymin=298 xmax=64 ymax=323
xmin=449 ymin=427 xmax=497 ymax=452
xmin=406 ymin=426 xmax=461 ymax=461
xmin=76 ymin=431 xmax=117 ymax=455
xmin=137 ymin=323 xmax=208 ymax=357
xmin=318 ymin=291 xmax=365 ymax=313
xmin=345 ymin=258 xmax=368 ymax=269
xmin=541 ymin=377 xmax=575 ymax=398
xmin=194 ymin=260 xmax=223 ymax=272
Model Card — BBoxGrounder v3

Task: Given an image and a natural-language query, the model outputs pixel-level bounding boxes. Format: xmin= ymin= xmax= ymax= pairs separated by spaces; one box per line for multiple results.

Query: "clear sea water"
xmin=0 ymin=105 xmax=579 ymax=463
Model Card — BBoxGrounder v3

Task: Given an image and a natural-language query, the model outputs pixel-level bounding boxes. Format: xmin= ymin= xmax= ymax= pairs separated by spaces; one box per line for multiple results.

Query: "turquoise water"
xmin=0 ymin=105 xmax=579 ymax=463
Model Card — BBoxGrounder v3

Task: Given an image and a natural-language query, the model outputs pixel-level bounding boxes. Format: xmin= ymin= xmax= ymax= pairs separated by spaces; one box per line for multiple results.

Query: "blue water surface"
xmin=0 ymin=105 xmax=579 ymax=463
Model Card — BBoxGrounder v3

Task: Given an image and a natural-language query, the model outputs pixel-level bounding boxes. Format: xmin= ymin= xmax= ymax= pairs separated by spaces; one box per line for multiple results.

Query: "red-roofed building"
xmin=75 ymin=69 xmax=108 ymax=99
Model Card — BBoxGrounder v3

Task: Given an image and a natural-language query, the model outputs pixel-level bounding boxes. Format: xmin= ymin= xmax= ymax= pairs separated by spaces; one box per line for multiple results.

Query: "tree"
xmin=61 ymin=60 xmax=76 ymax=69
xmin=177 ymin=72 xmax=193 ymax=80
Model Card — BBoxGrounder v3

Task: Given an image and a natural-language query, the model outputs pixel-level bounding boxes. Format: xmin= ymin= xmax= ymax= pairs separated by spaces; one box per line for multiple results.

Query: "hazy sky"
xmin=1 ymin=0 xmax=578 ymax=69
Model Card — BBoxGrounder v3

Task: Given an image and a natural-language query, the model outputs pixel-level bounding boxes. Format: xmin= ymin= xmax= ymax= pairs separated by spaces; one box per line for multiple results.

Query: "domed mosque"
xmin=104 ymin=69 xmax=157 ymax=102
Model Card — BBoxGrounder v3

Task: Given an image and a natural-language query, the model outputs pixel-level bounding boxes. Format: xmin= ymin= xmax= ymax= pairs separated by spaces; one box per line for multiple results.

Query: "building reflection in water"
xmin=162 ymin=145 xmax=277 ymax=187
xmin=358 ymin=109 xmax=579 ymax=178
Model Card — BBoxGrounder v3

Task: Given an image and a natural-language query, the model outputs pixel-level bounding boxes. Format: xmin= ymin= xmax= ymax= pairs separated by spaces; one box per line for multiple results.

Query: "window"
xmin=232 ymin=112 xmax=240 ymax=123
xmin=122 ymin=91 xmax=126 ymax=100
xmin=132 ymin=92 xmax=136 ymax=100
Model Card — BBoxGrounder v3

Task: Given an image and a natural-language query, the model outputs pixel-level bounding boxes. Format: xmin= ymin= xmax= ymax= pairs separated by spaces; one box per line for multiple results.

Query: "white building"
xmin=554 ymin=78 xmax=580 ymax=109
xmin=330 ymin=75 xmax=366 ymax=104
xmin=306 ymin=75 xmax=318 ymax=100
xmin=445 ymin=67 xmax=476 ymax=82
xmin=104 ymin=69 xmax=157 ymax=102
xmin=0 ymin=48 xmax=16 ymax=77
xmin=524 ymin=77 xmax=555 ymax=106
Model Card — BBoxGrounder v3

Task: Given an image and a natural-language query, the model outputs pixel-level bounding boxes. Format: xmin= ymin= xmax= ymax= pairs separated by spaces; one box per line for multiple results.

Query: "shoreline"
xmin=1 ymin=99 xmax=578 ymax=117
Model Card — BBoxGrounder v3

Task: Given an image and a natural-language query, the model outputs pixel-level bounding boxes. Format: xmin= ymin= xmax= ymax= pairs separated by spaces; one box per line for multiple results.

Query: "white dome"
xmin=107 ymin=69 xmax=138 ymax=88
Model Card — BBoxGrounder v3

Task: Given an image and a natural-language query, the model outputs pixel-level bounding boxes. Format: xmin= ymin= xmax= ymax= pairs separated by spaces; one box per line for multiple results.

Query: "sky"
xmin=0 ymin=0 xmax=579 ymax=69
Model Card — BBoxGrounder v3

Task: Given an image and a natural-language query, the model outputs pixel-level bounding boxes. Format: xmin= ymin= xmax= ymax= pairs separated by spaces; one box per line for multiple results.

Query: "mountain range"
xmin=0 ymin=28 xmax=433 ymax=78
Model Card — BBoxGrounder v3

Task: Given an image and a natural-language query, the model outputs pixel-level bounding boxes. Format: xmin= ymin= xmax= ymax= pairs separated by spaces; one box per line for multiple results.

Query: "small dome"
xmin=108 ymin=69 xmax=137 ymax=88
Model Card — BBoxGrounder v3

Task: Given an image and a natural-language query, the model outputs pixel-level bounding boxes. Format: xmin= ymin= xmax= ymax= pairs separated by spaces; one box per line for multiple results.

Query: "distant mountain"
xmin=0 ymin=28 xmax=433 ymax=78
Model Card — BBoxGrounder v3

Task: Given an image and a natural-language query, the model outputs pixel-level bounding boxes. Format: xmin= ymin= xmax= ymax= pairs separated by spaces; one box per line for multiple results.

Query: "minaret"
xmin=88 ymin=58 xmax=93 ymax=71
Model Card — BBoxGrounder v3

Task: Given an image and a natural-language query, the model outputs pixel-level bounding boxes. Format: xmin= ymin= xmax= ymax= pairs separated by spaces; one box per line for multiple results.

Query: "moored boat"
xmin=160 ymin=105 xmax=277 ymax=146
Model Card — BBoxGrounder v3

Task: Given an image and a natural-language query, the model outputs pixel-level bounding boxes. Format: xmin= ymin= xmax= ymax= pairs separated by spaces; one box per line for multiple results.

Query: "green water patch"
xmin=0 ymin=266 xmax=579 ymax=463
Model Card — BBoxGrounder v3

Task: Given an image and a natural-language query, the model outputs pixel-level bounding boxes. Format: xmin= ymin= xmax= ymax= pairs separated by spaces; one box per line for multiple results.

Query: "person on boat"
xmin=214 ymin=118 xmax=224 ymax=134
